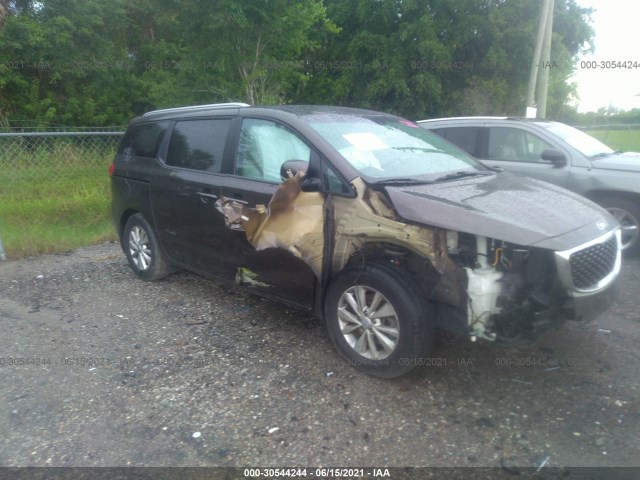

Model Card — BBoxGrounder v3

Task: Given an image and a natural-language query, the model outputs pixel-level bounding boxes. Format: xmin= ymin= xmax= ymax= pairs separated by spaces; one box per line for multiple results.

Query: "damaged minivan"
xmin=110 ymin=104 xmax=622 ymax=378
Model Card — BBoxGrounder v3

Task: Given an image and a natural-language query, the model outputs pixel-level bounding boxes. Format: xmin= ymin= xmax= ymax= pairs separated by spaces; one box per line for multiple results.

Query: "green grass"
xmin=0 ymin=160 xmax=117 ymax=259
xmin=0 ymin=128 xmax=636 ymax=260
xmin=586 ymin=128 xmax=640 ymax=152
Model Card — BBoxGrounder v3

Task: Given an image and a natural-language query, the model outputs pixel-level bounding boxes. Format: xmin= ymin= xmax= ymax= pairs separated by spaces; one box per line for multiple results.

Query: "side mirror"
xmin=280 ymin=160 xmax=309 ymax=181
xmin=541 ymin=149 xmax=567 ymax=168
xmin=300 ymin=177 xmax=322 ymax=192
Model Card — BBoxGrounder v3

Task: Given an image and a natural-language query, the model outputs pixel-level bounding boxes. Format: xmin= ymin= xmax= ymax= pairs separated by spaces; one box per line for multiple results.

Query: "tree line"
xmin=0 ymin=0 xmax=594 ymax=127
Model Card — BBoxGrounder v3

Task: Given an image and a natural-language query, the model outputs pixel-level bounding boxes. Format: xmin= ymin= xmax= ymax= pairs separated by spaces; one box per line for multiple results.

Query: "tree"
xmin=295 ymin=0 xmax=594 ymax=119
xmin=0 ymin=0 xmax=137 ymax=126
xmin=0 ymin=0 xmax=594 ymax=126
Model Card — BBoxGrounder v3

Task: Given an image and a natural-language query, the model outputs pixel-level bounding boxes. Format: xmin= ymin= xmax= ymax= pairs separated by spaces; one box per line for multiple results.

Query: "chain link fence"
xmin=0 ymin=129 xmax=124 ymax=183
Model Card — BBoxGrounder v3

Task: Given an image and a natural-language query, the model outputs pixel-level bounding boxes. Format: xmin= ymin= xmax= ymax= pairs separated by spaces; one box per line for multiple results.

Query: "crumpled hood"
xmin=385 ymin=172 xmax=616 ymax=251
xmin=591 ymin=152 xmax=640 ymax=172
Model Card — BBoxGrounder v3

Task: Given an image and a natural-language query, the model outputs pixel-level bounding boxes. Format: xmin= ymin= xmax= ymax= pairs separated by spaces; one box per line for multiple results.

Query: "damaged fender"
xmin=216 ymin=173 xmax=464 ymax=309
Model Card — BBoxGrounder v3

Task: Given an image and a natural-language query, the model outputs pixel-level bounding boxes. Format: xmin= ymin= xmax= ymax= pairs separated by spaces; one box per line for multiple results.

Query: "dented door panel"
xmin=216 ymin=170 xmax=320 ymax=308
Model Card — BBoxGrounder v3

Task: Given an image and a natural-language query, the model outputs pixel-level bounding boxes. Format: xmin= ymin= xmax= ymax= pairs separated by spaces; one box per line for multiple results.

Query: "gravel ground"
xmin=0 ymin=241 xmax=638 ymax=477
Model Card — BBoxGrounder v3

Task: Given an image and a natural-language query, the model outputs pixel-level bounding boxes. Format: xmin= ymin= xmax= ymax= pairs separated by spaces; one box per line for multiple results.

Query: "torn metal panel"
xmin=332 ymin=178 xmax=452 ymax=272
xmin=363 ymin=187 xmax=398 ymax=220
xmin=216 ymin=173 xmax=465 ymax=308
xmin=215 ymin=199 xmax=254 ymax=230
xmin=332 ymin=178 xmax=465 ymax=307
xmin=216 ymin=173 xmax=325 ymax=277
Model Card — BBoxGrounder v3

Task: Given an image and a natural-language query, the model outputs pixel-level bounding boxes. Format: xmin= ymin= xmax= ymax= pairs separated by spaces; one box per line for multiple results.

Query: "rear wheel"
xmin=600 ymin=197 xmax=640 ymax=255
xmin=122 ymin=213 xmax=171 ymax=281
xmin=324 ymin=262 xmax=434 ymax=378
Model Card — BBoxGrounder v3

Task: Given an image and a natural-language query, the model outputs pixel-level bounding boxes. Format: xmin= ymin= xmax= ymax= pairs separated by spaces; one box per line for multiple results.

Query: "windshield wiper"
xmin=434 ymin=170 xmax=493 ymax=182
xmin=591 ymin=149 xmax=622 ymax=159
xmin=372 ymin=178 xmax=433 ymax=186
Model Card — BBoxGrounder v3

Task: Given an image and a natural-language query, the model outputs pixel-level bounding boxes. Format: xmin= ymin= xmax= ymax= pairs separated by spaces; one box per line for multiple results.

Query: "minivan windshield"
xmin=307 ymin=115 xmax=482 ymax=179
xmin=543 ymin=122 xmax=615 ymax=158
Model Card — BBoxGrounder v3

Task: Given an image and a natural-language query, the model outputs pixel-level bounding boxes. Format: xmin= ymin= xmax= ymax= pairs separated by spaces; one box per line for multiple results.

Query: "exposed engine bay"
xmin=445 ymin=231 xmax=563 ymax=344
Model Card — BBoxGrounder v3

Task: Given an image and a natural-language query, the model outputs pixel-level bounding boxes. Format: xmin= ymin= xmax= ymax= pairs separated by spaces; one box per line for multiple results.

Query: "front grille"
xmin=569 ymin=234 xmax=618 ymax=290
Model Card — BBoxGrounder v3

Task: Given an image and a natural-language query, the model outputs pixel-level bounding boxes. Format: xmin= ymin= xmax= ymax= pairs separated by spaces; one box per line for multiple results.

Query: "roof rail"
xmin=143 ymin=102 xmax=251 ymax=116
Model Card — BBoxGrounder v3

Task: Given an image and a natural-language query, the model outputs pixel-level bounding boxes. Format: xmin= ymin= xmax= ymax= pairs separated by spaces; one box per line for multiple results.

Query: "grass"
xmin=586 ymin=128 xmax=640 ymax=152
xmin=0 ymin=128 xmax=637 ymax=260
xmin=0 ymin=152 xmax=117 ymax=259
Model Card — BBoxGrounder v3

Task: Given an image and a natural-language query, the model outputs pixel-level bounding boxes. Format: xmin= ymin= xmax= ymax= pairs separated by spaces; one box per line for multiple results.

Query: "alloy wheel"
xmin=607 ymin=207 xmax=639 ymax=251
xmin=128 ymin=226 xmax=152 ymax=271
xmin=337 ymin=285 xmax=400 ymax=360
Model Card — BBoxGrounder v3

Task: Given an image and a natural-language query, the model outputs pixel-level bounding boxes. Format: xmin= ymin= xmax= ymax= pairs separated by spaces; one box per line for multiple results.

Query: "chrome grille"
xmin=569 ymin=234 xmax=619 ymax=290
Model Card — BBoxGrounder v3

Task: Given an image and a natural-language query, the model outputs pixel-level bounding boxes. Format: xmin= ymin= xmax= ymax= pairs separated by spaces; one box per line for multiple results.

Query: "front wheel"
xmin=600 ymin=197 xmax=640 ymax=255
xmin=324 ymin=262 xmax=434 ymax=378
xmin=122 ymin=213 xmax=171 ymax=281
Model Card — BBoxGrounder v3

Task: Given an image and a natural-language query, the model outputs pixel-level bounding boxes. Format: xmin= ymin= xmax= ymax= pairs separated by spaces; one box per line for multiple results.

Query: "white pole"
xmin=537 ymin=0 xmax=555 ymax=119
xmin=0 ymin=234 xmax=6 ymax=260
xmin=526 ymin=0 xmax=552 ymax=112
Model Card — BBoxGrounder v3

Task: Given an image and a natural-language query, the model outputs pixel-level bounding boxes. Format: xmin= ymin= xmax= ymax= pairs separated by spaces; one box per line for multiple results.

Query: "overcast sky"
xmin=572 ymin=0 xmax=640 ymax=112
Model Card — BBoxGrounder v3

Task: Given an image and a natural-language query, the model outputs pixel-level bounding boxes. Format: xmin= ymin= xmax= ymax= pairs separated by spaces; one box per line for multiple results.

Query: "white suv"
xmin=418 ymin=117 xmax=640 ymax=253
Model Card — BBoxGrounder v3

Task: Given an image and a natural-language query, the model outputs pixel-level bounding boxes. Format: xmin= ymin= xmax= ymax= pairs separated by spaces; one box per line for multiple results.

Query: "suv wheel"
xmin=123 ymin=213 xmax=171 ymax=281
xmin=324 ymin=262 xmax=434 ymax=378
xmin=600 ymin=197 xmax=640 ymax=255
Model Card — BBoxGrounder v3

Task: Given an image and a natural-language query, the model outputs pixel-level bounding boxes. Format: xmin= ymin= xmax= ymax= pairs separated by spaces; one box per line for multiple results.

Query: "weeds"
xmin=0 ymin=160 xmax=116 ymax=259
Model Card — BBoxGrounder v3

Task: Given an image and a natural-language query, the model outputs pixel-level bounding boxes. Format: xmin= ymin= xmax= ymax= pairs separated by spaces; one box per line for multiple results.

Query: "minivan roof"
xmin=142 ymin=102 xmax=251 ymax=116
xmin=132 ymin=104 xmax=398 ymax=125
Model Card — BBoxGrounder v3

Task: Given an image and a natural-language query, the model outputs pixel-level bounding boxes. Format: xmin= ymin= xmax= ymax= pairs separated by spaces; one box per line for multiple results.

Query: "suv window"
xmin=322 ymin=160 xmax=353 ymax=195
xmin=236 ymin=119 xmax=311 ymax=183
xmin=437 ymin=127 xmax=480 ymax=156
xmin=487 ymin=127 xmax=553 ymax=163
xmin=118 ymin=121 xmax=169 ymax=158
xmin=166 ymin=119 xmax=230 ymax=172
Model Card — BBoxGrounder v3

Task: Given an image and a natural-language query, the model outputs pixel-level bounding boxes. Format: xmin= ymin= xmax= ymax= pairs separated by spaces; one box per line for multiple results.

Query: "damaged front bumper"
xmin=490 ymin=278 xmax=620 ymax=346
xmin=488 ymin=229 xmax=621 ymax=345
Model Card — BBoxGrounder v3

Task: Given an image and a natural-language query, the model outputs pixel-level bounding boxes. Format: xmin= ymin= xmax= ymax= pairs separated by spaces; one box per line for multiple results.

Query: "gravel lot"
xmin=0 ymin=242 xmax=639 ymax=477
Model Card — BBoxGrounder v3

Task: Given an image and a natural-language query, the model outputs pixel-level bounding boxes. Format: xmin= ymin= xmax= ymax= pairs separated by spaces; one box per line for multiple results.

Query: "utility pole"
xmin=526 ymin=0 xmax=553 ymax=118
xmin=537 ymin=0 xmax=555 ymax=118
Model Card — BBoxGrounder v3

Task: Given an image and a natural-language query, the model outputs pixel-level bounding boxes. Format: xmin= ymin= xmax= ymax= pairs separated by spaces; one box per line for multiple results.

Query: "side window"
xmin=439 ymin=127 xmax=480 ymax=156
xmin=166 ymin=119 xmax=230 ymax=172
xmin=236 ymin=119 xmax=310 ymax=183
xmin=487 ymin=127 xmax=553 ymax=163
xmin=322 ymin=161 xmax=353 ymax=196
xmin=118 ymin=121 xmax=169 ymax=158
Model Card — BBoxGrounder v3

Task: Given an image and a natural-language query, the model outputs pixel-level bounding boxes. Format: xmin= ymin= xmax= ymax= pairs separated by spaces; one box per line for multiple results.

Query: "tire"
xmin=122 ymin=213 xmax=171 ymax=281
xmin=324 ymin=262 xmax=434 ymax=378
xmin=599 ymin=197 xmax=640 ymax=255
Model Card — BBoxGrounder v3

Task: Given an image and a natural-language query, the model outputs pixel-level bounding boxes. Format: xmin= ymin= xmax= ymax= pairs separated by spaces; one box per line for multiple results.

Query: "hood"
xmin=591 ymin=152 xmax=640 ymax=172
xmin=385 ymin=172 xmax=616 ymax=251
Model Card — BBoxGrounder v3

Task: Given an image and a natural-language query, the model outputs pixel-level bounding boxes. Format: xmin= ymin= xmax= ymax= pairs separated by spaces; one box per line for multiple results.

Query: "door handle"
xmin=196 ymin=191 xmax=218 ymax=203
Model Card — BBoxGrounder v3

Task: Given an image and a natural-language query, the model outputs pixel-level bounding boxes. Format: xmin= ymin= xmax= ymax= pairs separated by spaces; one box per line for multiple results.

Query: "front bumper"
xmin=491 ymin=275 xmax=619 ymax=345
xmin=491 ymin=229 xmax=621 ymax=344
xmin=565 ymin=275 xmax=620 ymax=323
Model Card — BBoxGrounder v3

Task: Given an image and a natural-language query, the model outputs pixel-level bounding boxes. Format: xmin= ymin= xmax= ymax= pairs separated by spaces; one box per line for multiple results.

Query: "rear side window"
xmin=166 ymin=119 xmax=231 ymax=173
xmin=438 ymin=127 xmax=480 ymax=156
xmin=118 ymin=122 xmax=169 ymax=158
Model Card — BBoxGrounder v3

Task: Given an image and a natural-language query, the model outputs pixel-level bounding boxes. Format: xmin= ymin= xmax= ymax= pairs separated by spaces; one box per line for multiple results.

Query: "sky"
xmin=572 ymin=0 xmax=640 ymax=112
